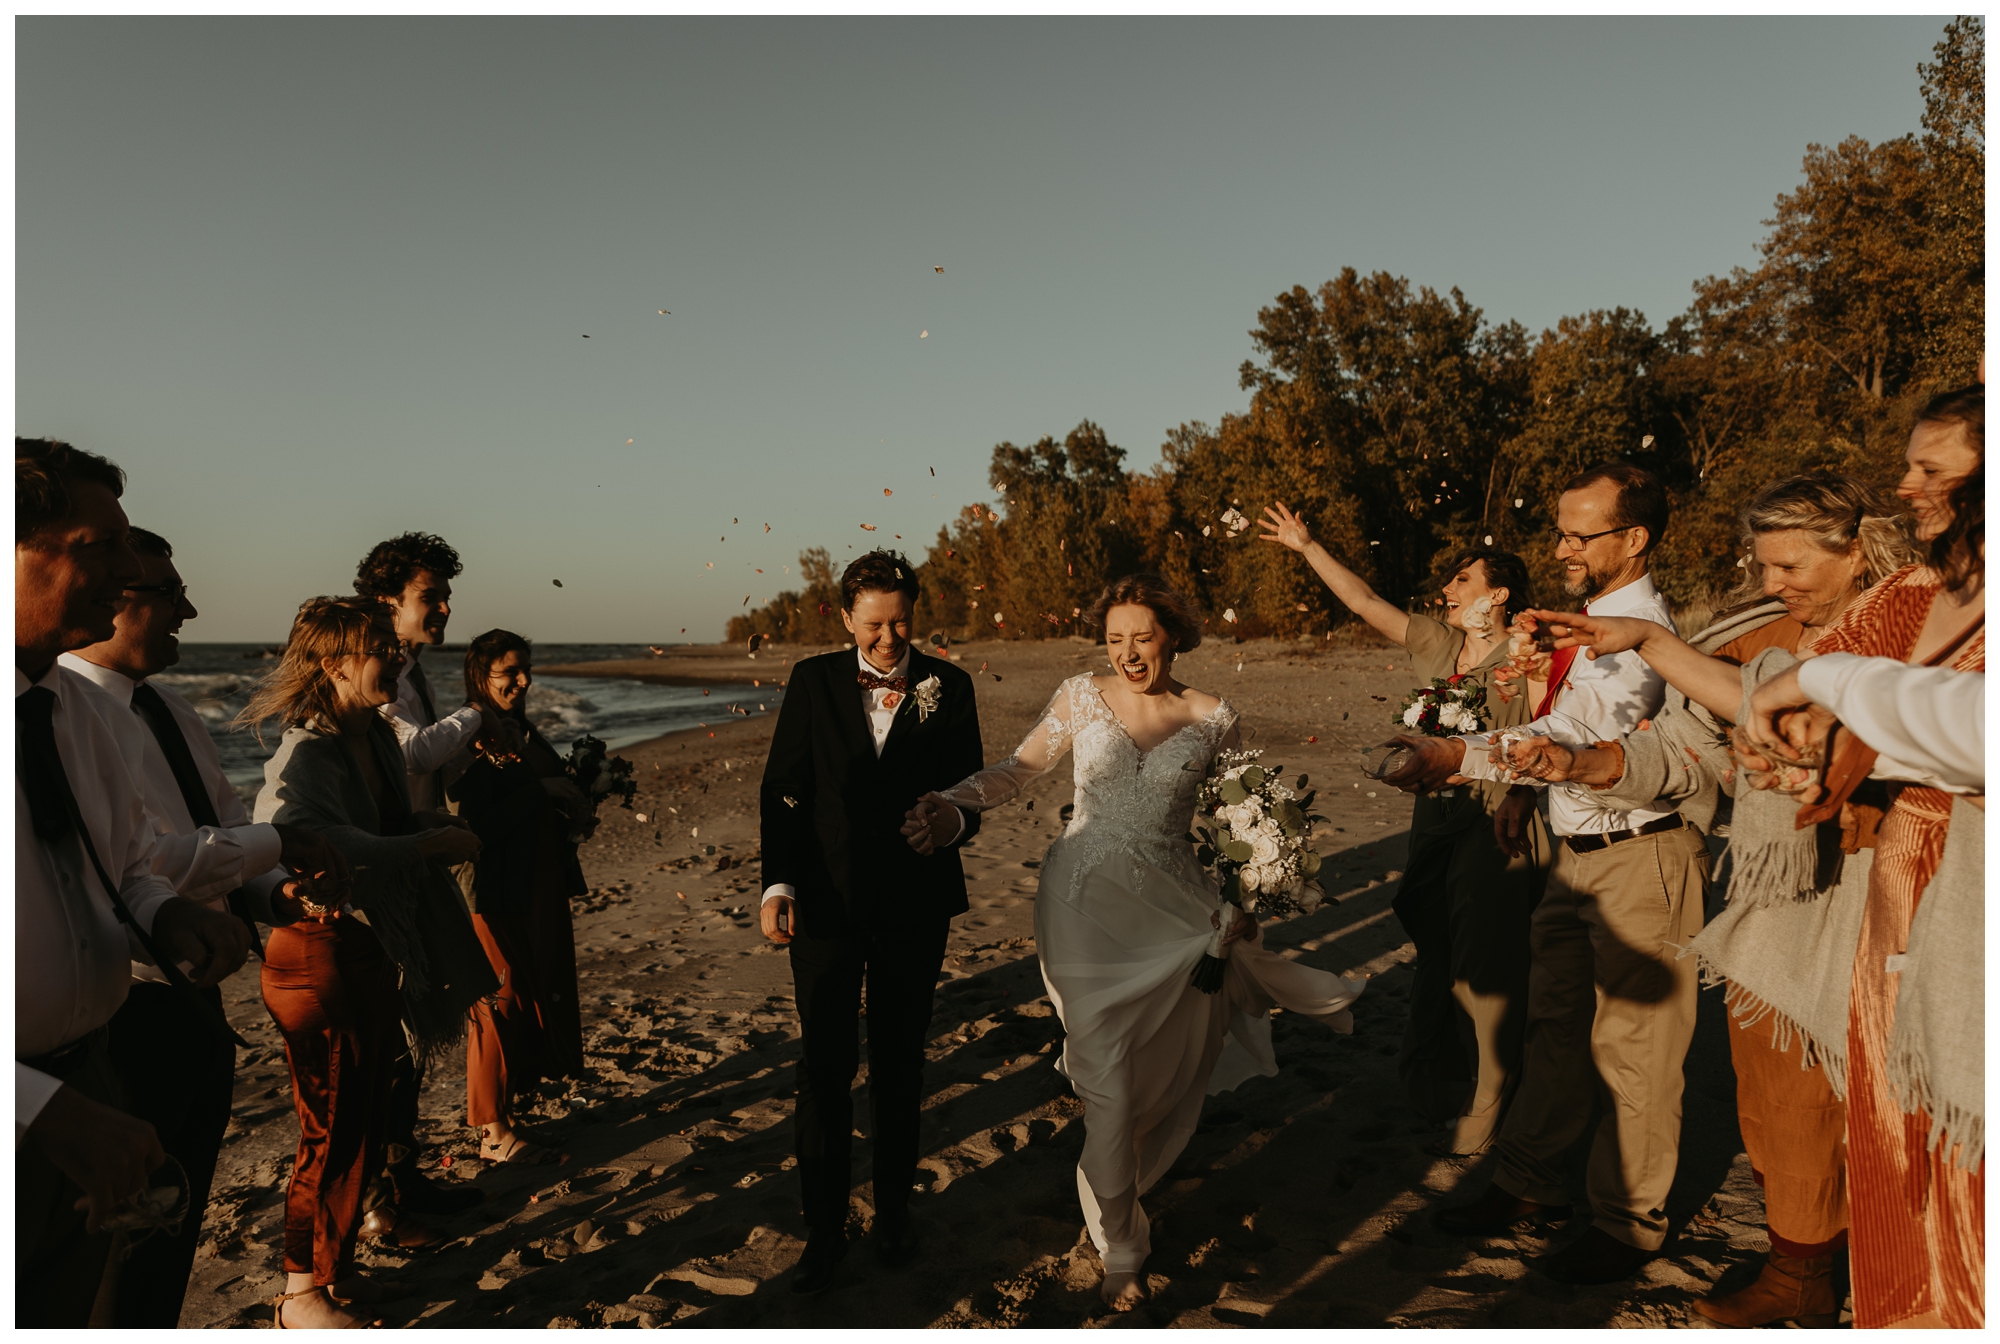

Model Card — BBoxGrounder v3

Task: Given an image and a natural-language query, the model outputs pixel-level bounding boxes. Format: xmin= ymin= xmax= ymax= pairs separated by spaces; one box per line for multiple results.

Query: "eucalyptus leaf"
xmin=1221 ymin=838 xmax=1254 ymax=863
xmin=1240 ymin=766 xmax=1265 ymax=791
xmin=1218 ymin=778 xmax=1248 ymax=806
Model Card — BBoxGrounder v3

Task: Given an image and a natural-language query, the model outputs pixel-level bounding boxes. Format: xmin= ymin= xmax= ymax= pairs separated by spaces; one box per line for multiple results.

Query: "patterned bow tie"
xmin=857 ymin=669 xmax=909 ymax=693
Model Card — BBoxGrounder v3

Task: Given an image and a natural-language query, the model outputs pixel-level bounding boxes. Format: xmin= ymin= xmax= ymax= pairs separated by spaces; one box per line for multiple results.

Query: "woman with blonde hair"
xmin=238 ymin=596 xmax=492 ymax=1329
xmin=1735 ymin=387 xmax=1984 ymax=1329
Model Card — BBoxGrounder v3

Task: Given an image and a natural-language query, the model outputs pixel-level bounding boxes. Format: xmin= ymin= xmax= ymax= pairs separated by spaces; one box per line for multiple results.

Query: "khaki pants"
xmin=1492 ymin=823 xmax=1710 ymax=1251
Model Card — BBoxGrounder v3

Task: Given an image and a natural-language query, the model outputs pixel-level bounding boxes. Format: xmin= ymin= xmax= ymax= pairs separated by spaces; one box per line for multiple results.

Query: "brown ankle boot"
xmin=1692 ymin=1250 xmax=1837 ymax=1328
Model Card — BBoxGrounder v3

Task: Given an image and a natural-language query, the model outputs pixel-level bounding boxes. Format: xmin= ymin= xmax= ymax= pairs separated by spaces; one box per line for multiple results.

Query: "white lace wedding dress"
xmin=938 ymin=673 xmax=1365 ymax=1275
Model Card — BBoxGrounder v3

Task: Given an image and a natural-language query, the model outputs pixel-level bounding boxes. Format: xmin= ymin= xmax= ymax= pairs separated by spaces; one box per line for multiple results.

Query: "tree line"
xmin=732 ymin=18 xmax=1982 ymax=648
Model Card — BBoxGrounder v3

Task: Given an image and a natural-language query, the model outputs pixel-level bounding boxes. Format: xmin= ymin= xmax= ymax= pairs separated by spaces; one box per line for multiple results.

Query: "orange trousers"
xmin=262 ymin=919 xmax=402 ymax=1285
xmin=1845 ymin=791 xmax=1984 ymax=1329
xmin=1726 ymin=1006 xmax=1847 ymax=1255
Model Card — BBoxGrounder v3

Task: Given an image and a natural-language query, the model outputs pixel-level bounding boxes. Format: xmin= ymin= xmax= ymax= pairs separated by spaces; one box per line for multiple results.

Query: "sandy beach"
xmin=179 ymin=634 xmax=1779 ymax=1329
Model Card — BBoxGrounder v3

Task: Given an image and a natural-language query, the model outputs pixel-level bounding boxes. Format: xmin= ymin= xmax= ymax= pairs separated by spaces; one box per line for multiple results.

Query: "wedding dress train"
xmin=939 ymin=674 xmax=1365 ymax=1273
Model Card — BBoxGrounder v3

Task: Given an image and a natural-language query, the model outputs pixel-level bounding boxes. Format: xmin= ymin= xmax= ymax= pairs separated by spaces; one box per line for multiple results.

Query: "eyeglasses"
xmin=1549 ymin=525 xmax=1635 ymax=549
xmin=123 ymin=583 xmax=189 ymax=604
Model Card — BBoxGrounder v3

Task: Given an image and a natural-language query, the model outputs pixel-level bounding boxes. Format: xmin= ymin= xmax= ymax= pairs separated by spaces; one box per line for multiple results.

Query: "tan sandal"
xmin=273 ymin=1286 xmax=380 ymax=1329
xmin=481 ymin=1134 xmax=561 ymax=1166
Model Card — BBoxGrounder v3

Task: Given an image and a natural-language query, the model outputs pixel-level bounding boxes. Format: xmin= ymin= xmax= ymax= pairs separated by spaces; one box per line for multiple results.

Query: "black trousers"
xmin=104 ymin=982 xmax=237 ymax=1328
xmin=788 ymin=917 xmax=950 ymax=1238
xmin=17 ymin=1030 xmax=125 ymax=1328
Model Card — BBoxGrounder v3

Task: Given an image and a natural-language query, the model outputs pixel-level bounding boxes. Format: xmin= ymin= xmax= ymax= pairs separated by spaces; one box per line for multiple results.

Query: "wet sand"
xmin=182 ymin=634 xmax=1774 ymax=1328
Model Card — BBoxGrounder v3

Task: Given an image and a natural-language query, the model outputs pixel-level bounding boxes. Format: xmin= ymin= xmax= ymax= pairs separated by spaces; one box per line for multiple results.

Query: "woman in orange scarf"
xmin=1752 ymin=385 xmax=1984 ymax=1328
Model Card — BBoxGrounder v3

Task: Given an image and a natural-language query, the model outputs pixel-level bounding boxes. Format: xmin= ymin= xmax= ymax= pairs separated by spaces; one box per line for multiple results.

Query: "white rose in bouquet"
xmin=1239 ymin=864 xmax=1262 ymax=893
xmin=1402 ymin=702 xmax=1426 ymax=729
xmin=1251 ymin=833 xmax=1282 ymax=865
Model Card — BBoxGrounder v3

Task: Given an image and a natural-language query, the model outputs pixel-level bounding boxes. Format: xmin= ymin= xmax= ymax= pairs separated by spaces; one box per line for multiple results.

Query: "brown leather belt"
xmin=1563 ymin=813 xmax=1685 ymax=855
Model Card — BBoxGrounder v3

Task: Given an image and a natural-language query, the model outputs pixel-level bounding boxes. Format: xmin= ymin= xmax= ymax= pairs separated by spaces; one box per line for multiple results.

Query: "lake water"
xmin=160 ymin=643 xmax=773 ymax=794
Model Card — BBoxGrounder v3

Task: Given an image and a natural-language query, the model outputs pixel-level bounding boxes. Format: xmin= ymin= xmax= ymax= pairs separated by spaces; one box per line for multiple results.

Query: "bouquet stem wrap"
xmin=1191 ymin=897 xmax=1243 ymax=995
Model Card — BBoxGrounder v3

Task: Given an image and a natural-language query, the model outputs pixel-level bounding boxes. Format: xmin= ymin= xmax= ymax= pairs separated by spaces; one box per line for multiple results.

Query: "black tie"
xmin=16 ymin=684 xmax=247 ymax=1046
xmin=130 ymin=682 xmax=264 ymax=958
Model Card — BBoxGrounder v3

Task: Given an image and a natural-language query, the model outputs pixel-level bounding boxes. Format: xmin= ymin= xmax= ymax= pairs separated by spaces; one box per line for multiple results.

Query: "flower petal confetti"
xmin=861 ymin=523 xmax=878 ymax=531
xmin=920 ymin=330 xmax=928 ymax=339
xmin=553 ymin=579 xmax=563 ymax=587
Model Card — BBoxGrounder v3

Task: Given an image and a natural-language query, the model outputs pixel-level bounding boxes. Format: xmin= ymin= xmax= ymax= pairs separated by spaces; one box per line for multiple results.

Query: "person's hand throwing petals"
xmin=1256 ymin=501 xmax=1313 ymax=552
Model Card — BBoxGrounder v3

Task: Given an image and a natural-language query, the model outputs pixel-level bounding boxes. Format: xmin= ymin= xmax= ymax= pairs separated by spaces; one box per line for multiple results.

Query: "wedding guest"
xmin=1501 ymin=472 xmax=1918 ymax=1324
xmin=15 ymin=438 xmax=252 ymax=1326
xmin=239 ymin=595 xmax=491 ymax=1328
xmin=1259 ymin=506 xmax=1549 ymax=1156
xmin=757 ymin=550 xmax=986 ymax=1294
xmin=1388 ymin=462 xmax=1704 ymax=1285
xmin=448 ymin=629 xmax=588 ymax=1165
xmin=60 ymin=526 xmax=348 ymax=1327
xmin=352 ymin=532 xmax=490 ymax=1230
xmin=1735 ymin=387 xmax=1984 ymax=1329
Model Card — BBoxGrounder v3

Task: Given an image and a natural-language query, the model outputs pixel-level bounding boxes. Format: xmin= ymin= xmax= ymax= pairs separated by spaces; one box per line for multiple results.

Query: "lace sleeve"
xmin=938 ymin=677 xmax=1079 ymax=811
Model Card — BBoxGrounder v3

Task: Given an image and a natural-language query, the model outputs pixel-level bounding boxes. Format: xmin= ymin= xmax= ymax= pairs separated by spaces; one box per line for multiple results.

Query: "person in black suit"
xmin=758 ymin=550 xmax=985 ymax=1295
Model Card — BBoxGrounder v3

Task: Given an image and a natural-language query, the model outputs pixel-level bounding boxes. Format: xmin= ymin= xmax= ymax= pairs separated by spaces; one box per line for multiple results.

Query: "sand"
xmin=179 ymin=633 xmax=1780 ymax=1328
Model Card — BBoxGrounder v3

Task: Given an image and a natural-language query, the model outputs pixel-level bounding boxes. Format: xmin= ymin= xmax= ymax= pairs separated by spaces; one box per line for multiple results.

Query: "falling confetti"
xmin=884 ymin=488 xmax=893 ymax=496
xmin=934 ymin=266 xmax=944 ymax=273
xmin=705 ymin=562 xmax=714 ymax=569
xmin=749 ymin=633 xmax=764 ymax=653
xmin=581 ymin=334 xmax=590 ymax=339
xmin=659 ymin=309 xmax=670 ymax=314
xmin=552 ymin=579 xmax=563 ymax=587
xmin=860 ymin=523 xmax=877 ymax=531
xmin=818 ymin=602 xmax=832 ymax=616
xmin=1484 ymin=535 xmax=1494 ymax=545
xmin=1222 ymin=608 xmax=1237 ymax=623
xmin=626 ymin=438 xmax=634 ymax=445
xmin=1514 ymin=498 xmax=1525 ymax=508
xmin=764 ymin=523 xmax=771 ymax=532
xmin=930 ymin=467 xmax=935 ymax=476
xmin=635 ymin=813 xmax=648 ymax=823
xmin=1307 ymin=735 xmax=1318 ymax=743
xmin=1641 ymin=434 xmax=1656 ymax=449
xmin=920 ymin=330 xmax=929 ymax=339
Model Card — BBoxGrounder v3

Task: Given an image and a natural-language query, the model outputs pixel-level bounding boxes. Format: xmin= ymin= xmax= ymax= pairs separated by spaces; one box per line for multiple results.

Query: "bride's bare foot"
xmin=1100 ymin=1271 xmax=1147 ymax=1311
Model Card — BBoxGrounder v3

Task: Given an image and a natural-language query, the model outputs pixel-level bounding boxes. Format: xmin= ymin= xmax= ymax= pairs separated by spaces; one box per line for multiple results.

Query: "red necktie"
xmin=1534 ymin=610 xmax=1583 ymax=720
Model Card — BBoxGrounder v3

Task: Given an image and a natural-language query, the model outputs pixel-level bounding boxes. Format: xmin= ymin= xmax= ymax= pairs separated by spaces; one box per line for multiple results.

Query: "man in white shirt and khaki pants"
xmin=1388 ymin=463 xmax=1710 ymax=1286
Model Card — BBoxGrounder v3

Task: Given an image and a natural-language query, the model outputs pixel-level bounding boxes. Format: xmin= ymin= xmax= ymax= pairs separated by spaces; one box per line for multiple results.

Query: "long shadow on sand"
xmin=393 ymin=827 xmax=1759 ymax=1329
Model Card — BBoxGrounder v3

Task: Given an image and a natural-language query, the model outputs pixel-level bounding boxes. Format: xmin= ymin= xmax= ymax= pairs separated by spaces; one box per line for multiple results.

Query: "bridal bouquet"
xmin=562 ymin=733 xmax=638 ymax=843
xmin=1186 ymin=749 xmax=1326 ymax=994
xmin=1393 ymin=675 xmax=1489 ymax=800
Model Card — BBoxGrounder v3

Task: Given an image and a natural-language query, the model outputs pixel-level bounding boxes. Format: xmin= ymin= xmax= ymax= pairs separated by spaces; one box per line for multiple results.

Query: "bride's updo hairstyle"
xmin=1085 ymin=573 xmax=1205 ymax=658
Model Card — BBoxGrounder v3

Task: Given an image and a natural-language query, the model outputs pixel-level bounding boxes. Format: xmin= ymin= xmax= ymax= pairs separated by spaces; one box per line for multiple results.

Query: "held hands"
xmin=271 ymin=874 xmax=344 ymax=925
xmin=900 ymin=792 xmax=963 ymax=856
xmin=1256 ymin=501 xmax=1313 ymax=553
xmin=1742 ymin=665 xmax=1837 ymax=767
xmin=25 ymin=1084 xmax=166 ymax=1233
xmin=1377 ymin=735 xmax=1470 ymax=794
xmin=151 ymin=897 xmax=252 ymax=987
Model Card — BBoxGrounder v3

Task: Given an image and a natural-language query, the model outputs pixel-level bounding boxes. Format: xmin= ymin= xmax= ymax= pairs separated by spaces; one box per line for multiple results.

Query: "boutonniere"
xmin=914 ymin=675 xmax=943 ymax=722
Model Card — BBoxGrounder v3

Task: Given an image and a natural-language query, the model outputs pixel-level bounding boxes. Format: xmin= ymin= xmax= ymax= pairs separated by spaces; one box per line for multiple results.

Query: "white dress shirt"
xmin=58 ymin=654 xmax=290 ymax=984
xmin=380 ymin=647 xmax=481 ymax=813
xmin=16 ymin=663 xmax=185 ymax=1138
xmin=1455 ymin=573 xmax=1678 ymax=837
xmin=761 ymin=646 xmax=959 ymax=906
xmin=1797 ymin=654 xmax=1985 ymax=793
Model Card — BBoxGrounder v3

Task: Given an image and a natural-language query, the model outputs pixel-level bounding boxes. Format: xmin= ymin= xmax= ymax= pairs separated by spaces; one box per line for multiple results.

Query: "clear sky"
xmin=19 ymin=16 xmax=1948 ymax=643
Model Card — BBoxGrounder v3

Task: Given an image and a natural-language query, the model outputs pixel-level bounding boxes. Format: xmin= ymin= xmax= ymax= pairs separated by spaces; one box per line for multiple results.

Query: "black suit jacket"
xmin=759 ymin=647 xmax=985 ymax=933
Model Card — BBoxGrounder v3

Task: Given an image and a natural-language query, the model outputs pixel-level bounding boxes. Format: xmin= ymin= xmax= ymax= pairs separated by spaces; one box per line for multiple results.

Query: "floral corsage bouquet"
xmin=1394 ymin=674 xmax=1489 ymax=799
xmin=562 ymin=733 xmax=639 ymax=843
xmin=1186 ymin=749 xmax=1326 ymax=994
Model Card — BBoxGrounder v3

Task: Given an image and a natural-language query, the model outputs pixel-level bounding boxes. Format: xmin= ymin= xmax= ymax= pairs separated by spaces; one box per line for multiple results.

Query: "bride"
xmin=902 ymin=573 xmax=1365 ymax=1310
